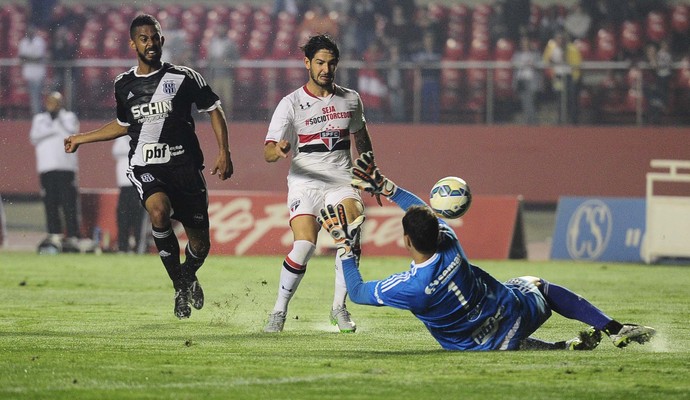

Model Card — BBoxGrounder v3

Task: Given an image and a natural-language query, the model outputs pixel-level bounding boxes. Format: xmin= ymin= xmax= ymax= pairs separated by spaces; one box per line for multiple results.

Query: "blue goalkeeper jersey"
xmin=344 ymin=187 xmax=545 ymax=351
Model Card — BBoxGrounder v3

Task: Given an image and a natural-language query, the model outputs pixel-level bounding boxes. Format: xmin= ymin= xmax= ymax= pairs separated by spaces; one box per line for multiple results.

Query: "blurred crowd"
xmin=2 ymin=0 xmax=690 ymax=124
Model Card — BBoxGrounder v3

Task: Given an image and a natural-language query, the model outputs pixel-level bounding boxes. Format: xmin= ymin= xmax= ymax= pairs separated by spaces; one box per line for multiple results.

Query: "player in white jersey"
xmin=263 ymin=34 xmax=378 ymax=333
xmin=64 ymin=15 xmax=234 ymax=320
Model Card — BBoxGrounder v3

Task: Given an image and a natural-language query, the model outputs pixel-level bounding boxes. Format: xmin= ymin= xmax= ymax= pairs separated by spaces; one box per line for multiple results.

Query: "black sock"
xmin=603 ymin=320 xmax=624 ymax=336
xmin=183 ymin=244 xmax=206 ymax=278
xmin=152 ymin=225 xmax=182 ymax=289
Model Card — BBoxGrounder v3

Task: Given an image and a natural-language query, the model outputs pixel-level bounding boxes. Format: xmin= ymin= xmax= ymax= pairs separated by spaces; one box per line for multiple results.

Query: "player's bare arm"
xmin=264 ymin=140 xmax=291 ymax=162
xmin=353 ymin=126 xmax=373 ymax=155
xmin=208 ymin=106 xmax=233 ymax=180
xmin=64 ymin=120 xmax=128 ymax=153
xmin=352 ymin=126 xmax=381 ymax=205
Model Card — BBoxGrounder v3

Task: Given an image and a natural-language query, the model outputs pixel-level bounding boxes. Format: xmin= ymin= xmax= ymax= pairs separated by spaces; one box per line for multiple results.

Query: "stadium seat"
xmin=595 ymin=28 xmax=617 ymax=61
xmin=252 ymin=7 xmax=273 ymax=35
xmin=443 ymin=38 xmax=464 ymax=61
xmin=448 ymin=3 xmax=469 ymax=24
xmin=472 ymin=4 xmax=493 ymax=25
xmin=277 ymin=10 xmax=297 ymax=33
xmin=573 ymin=38 xmax=592 ymax=60
xmin=621 ymin=20 xmax=643 ymax=54
xmin=494 ymin=38 xmax=514 ymax=61
xmin=492 ymin=67 xmax=513 ymax=100
xmin=469 ymin=35 xmax=490 ymax=61
xmin=103 ymin=29 xmax=125 ymax=59
xmin=671 ymin=4 xmax=690 ymax=34
xmin=646 ymin=10 xmax=668 ymax=43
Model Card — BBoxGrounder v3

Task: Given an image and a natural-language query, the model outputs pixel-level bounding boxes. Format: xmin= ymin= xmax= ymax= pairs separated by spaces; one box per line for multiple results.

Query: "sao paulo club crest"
xmin=319 ymin=130 xmax=341 ymax=150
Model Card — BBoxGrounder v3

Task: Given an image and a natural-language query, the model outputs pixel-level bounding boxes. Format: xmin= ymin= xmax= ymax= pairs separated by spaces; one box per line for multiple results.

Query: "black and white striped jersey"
xmin=114 ymin=62 xmax=220 ymax=168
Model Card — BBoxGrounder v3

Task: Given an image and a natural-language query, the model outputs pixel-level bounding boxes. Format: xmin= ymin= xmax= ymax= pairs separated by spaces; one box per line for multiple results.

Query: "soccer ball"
xmin=429 ymin=176 xmax=472 ymax=219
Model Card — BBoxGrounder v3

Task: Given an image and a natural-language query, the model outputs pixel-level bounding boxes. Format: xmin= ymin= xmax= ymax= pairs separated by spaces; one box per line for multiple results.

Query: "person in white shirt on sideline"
xmin=112 ymin=135 xmax=147 ymax=253
xmin=30 ymin=92 xmax=81 ymax=253
xmin=18 ymin=25 xmax=47 ymax=115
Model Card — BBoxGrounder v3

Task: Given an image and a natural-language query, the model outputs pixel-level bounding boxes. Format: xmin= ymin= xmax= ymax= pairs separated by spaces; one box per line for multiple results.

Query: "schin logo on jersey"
xmin=131 ymin=99 xmax=173 ymax=120
xmin=566 ymin=199 xmax=613 ymax=260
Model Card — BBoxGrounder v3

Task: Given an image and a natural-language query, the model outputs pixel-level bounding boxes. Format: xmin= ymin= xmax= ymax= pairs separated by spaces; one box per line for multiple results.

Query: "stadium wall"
xmin=1 ymin=120 xmax=687 ymax=203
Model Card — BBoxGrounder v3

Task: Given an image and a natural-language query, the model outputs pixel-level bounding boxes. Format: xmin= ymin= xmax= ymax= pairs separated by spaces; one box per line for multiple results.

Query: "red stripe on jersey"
xmin=299 ymin=133 xmax=322 ymax=143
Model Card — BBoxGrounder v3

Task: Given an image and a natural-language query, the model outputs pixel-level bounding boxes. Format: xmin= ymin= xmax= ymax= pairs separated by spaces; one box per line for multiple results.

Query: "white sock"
xmin=273 ymin=240 xmax=315 ymax=312
xmin=333 ymin=255 xmax=348 ymax=309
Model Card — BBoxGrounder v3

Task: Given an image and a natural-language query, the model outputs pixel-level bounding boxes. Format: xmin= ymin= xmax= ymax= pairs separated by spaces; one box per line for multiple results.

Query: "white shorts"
xmin=287 ymin=183 xmax=362 ymax=221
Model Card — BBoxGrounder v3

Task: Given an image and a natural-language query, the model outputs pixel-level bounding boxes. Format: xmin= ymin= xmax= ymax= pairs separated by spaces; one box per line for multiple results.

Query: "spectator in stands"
xmin=564 ymin=2 xmax=593 ymax=40
xmin=512 ymin=36 xmax=542 ymax=125
xmin=539 ymin=6 xmax=565 ymax=46
xmin=164 ymin=15 xmax=191 ymax=66
xmin=206 ymin=25 xmax=240 ymax=118
xmin=348 ymin=0 xmax=377 ymax=58
xmin=543 ymin=31 xmax=582 ymax=124
xmin=298 ymin=1 xmax=339 ymax=38
xmin=383 ymin=4 xmax=418 ymax=59
xmin=112 ymin=135 xmax=147 ymax=253
xmin=357 ymin=39 xmax=388 ymax=123
xmin=655 ymin=40 xmax=673 ymax=116
xmin=411 ymin=30 xmax=442 ymax=123
xmin=642 ymin=43 xmax=669 ymax=125
xmin=30 ymin=92 xmax=81 ymax=254
xmin=18 ymin=25 xmax=48 ymax=115
xmin=29 ymin=0 xmax=58 ymax=29
xmin=502 ymin=0 xmax=532 ymax=39
xmin=50 ymin=26 xmax=77 ymax=95
xmin=489 ymin=2 xmax=510 ymax=44
xmin=273 ymin=0 xmax=310 ymax=19
xmin=386 ymin=40 xmax=407 ymax=122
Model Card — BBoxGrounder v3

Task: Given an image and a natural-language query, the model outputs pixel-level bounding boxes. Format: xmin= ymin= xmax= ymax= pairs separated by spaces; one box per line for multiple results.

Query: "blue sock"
xmin=540 ymin=279 xmax=614 ymax=330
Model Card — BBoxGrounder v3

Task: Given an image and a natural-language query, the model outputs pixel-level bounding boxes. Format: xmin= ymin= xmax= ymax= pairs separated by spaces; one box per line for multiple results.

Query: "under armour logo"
xmin=299 ymin=102 xmax=311 ymax=110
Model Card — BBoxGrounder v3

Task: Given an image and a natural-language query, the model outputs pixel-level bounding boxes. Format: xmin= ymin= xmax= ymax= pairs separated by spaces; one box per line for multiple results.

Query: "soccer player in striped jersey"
xmin=317 ymin=152 xmax=656 ymax=350
xmin=64 ymin=15 xmax=234 ymax=319
xmin=263 ymin=34 xmax=377 ymax=333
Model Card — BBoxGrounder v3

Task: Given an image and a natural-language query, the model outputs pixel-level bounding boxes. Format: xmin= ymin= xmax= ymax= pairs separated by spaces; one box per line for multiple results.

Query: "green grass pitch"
xmin=1 ymin=252 xmax=689 ymax=399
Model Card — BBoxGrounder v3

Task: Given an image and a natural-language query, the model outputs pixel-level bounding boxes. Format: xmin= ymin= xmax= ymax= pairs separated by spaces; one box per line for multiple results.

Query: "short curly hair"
xmin=300 ymin=34 xmax=340 ymax=61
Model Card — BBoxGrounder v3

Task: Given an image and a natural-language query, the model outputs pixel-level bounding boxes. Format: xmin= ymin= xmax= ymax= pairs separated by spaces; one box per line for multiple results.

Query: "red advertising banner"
xmin=81 ymin=190 xmax=525 ymax=260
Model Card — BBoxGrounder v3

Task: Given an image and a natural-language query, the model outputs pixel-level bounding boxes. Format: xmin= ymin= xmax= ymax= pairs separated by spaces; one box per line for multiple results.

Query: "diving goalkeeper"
xmin=317 ymin=152 xmax=656 ymax=351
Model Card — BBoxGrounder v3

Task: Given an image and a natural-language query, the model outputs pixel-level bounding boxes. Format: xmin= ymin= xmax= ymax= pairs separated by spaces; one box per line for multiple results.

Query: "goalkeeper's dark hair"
xmin=301 ymin=34 xmax=340 ymax=62
xmin=402 ymin=206 xmax=439 ymax=254
xmin=130 ymin=14 xmax=162 ymax=40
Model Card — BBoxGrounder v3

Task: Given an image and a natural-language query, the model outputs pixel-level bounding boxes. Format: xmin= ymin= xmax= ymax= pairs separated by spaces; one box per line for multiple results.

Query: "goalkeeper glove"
xmin=351 ymin=151 xmax=397 ymax=198
xmin=317 ymin=204 xmax=365 ymax=259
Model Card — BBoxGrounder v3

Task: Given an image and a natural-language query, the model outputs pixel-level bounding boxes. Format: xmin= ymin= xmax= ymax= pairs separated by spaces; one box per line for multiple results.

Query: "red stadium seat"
xmin=443 ymin=38 xmax=464 ymax=61
xmin=448 ymin=4 xmax=469 ymax=24
xmin=671 ymin=4 xmax=690 ymax=34
xmin=468 ymin=35 xmax=490 ymax=61
xmin=493 ymin=68 xmax=513 ymax=100
xmin=447 ymin=20 xmax=467 ymax=42
xmin=494 ymin=38 xmax=514 ymax=61
xmin=472 ymin=4 xmax=493 ymax=25
xmin=646 ymin=10 xmax=668 ymax=43
xmin=595 ymin=28 xmax=617 ymax=61
xmin=621 ymin=20 xmax=643 ymax=54
xmin=441 ymin=65 xmax=464 ymax=115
